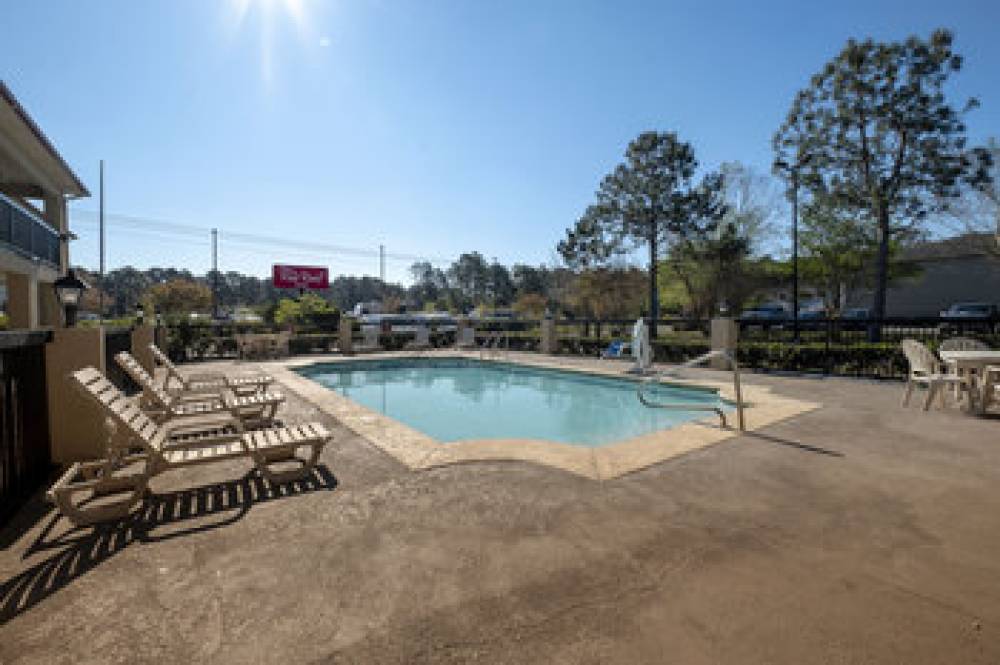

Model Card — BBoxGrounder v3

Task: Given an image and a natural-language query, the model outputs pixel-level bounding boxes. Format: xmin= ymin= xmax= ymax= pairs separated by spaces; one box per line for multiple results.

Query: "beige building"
xmin=0 ymin=80 xmax=89 ymax=329
xmin=847 ymin=234 xmax=1000 ymax=317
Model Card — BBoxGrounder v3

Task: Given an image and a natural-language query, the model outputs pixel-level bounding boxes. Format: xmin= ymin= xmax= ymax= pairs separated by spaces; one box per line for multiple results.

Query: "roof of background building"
xmin=901 ymin=233 xmax=999 ymax=262
xmin=0 ymin=80 xmax=89 ymax=198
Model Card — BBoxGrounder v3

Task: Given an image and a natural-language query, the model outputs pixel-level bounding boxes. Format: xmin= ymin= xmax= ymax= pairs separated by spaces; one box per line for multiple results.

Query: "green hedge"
xmin=737 ymin=341 xmax=905 ymax=378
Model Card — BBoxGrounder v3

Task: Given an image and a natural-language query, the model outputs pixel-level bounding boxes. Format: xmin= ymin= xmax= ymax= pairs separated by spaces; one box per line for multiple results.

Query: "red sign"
xmin=272 ymin=264 xmax=329 ymax=290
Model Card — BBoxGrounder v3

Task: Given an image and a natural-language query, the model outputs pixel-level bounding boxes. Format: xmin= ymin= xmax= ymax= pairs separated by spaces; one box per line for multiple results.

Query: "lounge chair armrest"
xmin=188 ymin=372 xmax=225 ymax=383
xmin=172 ymin=389 xmax=225 ymax=403
xmin=162 ymin=412 xmax=242 ymax=438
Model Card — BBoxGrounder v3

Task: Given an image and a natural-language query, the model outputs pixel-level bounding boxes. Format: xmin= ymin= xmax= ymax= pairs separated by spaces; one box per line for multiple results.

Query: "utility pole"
xmin=379 ymin=244 xmax=385 ymax=283
xmin=211 ymin=228 xmax=219 ymax=319
xmin=99 ymin=160 xmax=105 ymax=321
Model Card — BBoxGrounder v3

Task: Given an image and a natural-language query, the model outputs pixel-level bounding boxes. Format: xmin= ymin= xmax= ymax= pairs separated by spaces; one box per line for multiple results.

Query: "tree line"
xmin=559 ymin=28 xmax=995 ymax=334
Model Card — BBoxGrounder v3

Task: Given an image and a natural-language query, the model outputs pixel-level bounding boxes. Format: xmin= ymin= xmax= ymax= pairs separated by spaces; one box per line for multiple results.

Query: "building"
xmin=849 ymin=233 xmax=1000 ymax=317
xmin=0 ymin=80 xmax=89 ymax=329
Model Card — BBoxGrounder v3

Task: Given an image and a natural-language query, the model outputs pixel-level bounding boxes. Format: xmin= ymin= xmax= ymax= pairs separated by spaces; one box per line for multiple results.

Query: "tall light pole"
xmin=774 ymin=154 xmax=810 ymax=340
xmin=99 ymin=160 xmax=105 ymax=321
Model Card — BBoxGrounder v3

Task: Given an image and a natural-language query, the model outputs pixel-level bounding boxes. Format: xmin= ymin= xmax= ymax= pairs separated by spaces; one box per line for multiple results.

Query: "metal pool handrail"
xmin=480 ymin=331 xmax=510 ymax=360
xmin=636 ymin=350 xmax=745 ymax=431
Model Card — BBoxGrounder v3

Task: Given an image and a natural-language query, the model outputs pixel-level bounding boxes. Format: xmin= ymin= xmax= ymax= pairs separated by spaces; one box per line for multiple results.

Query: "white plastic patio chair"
xmin=900 ymin=339 xmax=973 ymax=411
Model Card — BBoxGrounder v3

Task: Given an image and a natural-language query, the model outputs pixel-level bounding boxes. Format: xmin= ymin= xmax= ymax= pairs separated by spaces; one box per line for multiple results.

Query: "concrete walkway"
xmin=1 ymin=357 xmax=999 ymax=663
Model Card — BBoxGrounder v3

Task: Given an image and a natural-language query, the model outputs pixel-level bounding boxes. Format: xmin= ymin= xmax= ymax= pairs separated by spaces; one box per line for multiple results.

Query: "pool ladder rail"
xmin=479 ymin=331 xmax=510 ymax=361
xmin=636 ymin=350 xmax=746 ymax=431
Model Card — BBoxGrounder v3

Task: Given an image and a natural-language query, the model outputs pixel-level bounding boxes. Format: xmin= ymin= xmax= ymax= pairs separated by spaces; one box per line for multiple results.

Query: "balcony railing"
xmin=0 ymin=193 xmax=60 ymax=268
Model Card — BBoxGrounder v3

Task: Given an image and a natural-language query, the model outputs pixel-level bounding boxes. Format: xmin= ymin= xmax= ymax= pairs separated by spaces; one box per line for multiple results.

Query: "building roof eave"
xmin=0 ymin=80 xmax=89 ymax=198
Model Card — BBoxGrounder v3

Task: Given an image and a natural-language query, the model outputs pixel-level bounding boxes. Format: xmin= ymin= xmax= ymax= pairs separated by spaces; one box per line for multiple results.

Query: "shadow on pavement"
xmin=744 ymin=431 xmax=845 ymax=457
xmin=0 ymin=464 xmax=337 ymax=625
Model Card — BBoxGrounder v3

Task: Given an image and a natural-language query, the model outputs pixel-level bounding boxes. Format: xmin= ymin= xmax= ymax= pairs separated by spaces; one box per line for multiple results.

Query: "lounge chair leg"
xmin=902 ymin=381 xmax=914 ymax=407
xmin=251 ymin=443 xmax=322 ymax=485
xmin=923 ymin=383 xmax=938 ymax=411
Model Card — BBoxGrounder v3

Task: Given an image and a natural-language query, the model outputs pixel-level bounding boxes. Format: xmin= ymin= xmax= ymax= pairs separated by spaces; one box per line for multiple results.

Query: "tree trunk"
xmin=872 ymin=208 xmax=890 ymax=319
xmin=649 ymin=227 xmax=659 ymax=339
xmin=870 ymin=206 xmax=891 ymax=342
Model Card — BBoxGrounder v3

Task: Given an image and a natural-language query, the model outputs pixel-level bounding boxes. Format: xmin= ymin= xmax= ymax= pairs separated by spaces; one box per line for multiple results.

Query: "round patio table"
xmin=939 ymin=349 xmax=1000 ymax=414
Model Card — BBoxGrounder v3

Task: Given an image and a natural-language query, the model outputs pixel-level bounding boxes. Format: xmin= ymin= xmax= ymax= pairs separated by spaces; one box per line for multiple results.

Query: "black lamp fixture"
xmin=135 ymin=302 xmax=145 ymax=326
xmin=53 ymin=268 xmax=87 ymax=327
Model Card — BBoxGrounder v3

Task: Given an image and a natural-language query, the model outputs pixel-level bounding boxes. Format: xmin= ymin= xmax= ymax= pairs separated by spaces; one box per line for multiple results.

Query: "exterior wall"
xmin=131 ymin=325 xmax=155 ymax=374
xmin=44 ymin=327 xmax=108 ymax=463
xmin=849 ymin=255 xmax=1000 ymax=316
xmin=5 ymin=271 xmax=38 ymax=329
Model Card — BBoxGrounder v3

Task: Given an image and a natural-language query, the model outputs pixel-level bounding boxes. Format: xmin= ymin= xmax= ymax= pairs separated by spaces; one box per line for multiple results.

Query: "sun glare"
xmin=226 ymin=0 xmax=315 ymax=86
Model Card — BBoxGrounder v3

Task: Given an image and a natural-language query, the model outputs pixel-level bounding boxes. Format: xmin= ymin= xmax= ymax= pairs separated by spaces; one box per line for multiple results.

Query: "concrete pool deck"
xmin=275 ymin=351 xmax=820 ymax=480
xmin=2 ymin=352 xmax=1000 ymax=663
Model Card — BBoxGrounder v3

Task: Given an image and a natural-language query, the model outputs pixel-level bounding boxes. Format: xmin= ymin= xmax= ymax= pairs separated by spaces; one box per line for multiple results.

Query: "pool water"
xmin=298 ymin=358 xmax=727 ymax=447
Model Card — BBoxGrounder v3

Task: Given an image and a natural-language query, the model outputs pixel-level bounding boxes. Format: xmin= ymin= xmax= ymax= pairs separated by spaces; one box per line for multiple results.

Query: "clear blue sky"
xmin=2 ymin=0 xmax=997 ymax=283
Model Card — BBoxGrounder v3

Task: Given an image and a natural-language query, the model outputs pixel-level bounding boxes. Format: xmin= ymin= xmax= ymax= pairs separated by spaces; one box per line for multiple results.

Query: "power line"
xmin=69 ymin=208 xmax=453 ymax=264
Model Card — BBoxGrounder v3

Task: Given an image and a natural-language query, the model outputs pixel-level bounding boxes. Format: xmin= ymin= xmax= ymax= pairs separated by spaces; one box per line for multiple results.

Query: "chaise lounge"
xmin=47 ymin=367 xmax=331 ymax=527
xmin=116 ymin=351 xmax=284 ymax=427
xmin=149 ymin=343 xmax=273 ymax=394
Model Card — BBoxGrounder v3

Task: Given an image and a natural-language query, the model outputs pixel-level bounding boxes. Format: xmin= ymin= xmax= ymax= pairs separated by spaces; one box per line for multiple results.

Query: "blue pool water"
xmin=298 ymin=358 xmax=727 ymax=447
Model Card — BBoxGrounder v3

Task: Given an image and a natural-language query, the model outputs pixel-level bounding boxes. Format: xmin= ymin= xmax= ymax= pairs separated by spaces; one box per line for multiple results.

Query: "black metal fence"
xmin=0 ymin=331 xmax=53 ymax=528
xmin=737 ymin=317 xmax=1000 ymax=379
xmin=161 ymin=315 xmax=999 ymax=381
xmin=104 ymin=327 xmax=140 ymax=394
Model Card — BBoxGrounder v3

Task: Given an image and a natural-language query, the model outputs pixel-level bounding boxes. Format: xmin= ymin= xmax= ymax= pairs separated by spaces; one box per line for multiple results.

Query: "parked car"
xmin=840 ymin=308 xmax=871 ymax=320
xmin=739 ymin=304 xmax=788 ymax=321
xmin=939 ymin=302 xmax=998 ymax=335
xmin=939 ymin=302 xmax=998 ymax=319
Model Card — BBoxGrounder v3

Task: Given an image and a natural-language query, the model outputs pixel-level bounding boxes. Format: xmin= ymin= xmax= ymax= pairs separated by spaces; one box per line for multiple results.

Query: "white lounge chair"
xmin=47 ymin=367 xmax=331 ymax=527
xmin=116 ymin=351 xmax=284 ymax=426
xmin=900 ymin=339 xmax=974 ymax=410
xmin=149 ymin=343 xmax=273 ymax=395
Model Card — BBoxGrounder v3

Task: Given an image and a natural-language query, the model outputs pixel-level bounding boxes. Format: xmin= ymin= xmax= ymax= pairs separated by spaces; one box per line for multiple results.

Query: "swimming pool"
xmin=297 ymin=358 xmax=729 ymax=447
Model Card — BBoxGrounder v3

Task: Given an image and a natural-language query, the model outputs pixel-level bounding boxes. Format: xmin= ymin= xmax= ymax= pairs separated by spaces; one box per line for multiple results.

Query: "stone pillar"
xmin=539 ymin=318 xmax=558 ymax=355
xmin=131 ymin=325 xmax=156 ymax=375
xmin=45 ymin=327 xmax=108 ymax=463
xmin=338 ymin=317 xmax=354 ymax=355
xmin=710 ymin=318 xmax=738 ymax=370
xmin=38 ymin=280 xmax=63 ymax=328
xmin=6 ymin=272 xmax=39 ymax=330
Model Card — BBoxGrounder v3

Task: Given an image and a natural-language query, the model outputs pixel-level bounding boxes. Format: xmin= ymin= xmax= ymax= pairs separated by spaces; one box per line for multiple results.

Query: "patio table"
xmin=939 ymin=349 xmax=1000 ymax=414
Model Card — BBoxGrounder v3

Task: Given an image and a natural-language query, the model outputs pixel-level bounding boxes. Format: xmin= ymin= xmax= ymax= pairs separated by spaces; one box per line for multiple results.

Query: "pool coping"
xmin=265 ymin=351 xmax=820 ymax=480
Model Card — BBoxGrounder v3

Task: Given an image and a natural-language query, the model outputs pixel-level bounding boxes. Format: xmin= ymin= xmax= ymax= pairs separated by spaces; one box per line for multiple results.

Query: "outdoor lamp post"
xmin=774 ymin=154 xmax=811 ymax=340
xmin=53 ymin=268 xmax=87 ymax=328
xmin=135 ymin=303 xmax=145 ymax=326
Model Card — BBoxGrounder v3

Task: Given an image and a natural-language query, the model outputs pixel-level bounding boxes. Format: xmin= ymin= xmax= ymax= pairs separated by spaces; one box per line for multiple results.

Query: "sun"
xmin=226 ymin=0 xmax=313 ymax=85
xmin=229 ymin=0 xmax=307 ymax=29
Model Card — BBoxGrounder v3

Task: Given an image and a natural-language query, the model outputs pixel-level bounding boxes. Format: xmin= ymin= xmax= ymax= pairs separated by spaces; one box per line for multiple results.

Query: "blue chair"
xmin=600 ymin=340 xmax=630 ymax=359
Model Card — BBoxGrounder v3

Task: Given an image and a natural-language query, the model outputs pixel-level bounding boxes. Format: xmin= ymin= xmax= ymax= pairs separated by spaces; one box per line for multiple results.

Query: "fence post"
xmin=825 ymin=318 xmax=833 ymax=375
xmin=710 ymin=317 xmax=737 ymax=370
xmin=540 ymin=317 xmax=558 ymax=355
xmin=131 ymin=325 xmax=156 ymax=375
xmin=338 ymin=317 xmax=354 ymax=355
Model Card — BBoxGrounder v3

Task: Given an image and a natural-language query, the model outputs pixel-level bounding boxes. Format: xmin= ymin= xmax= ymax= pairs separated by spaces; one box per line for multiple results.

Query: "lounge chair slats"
xmin=114 ymin=351 xmax=283 ymax=427
xmin=149 ymin=343 xmax=273 ymax=393
xmin=51 ymin=366 xmax=331 ymax=527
